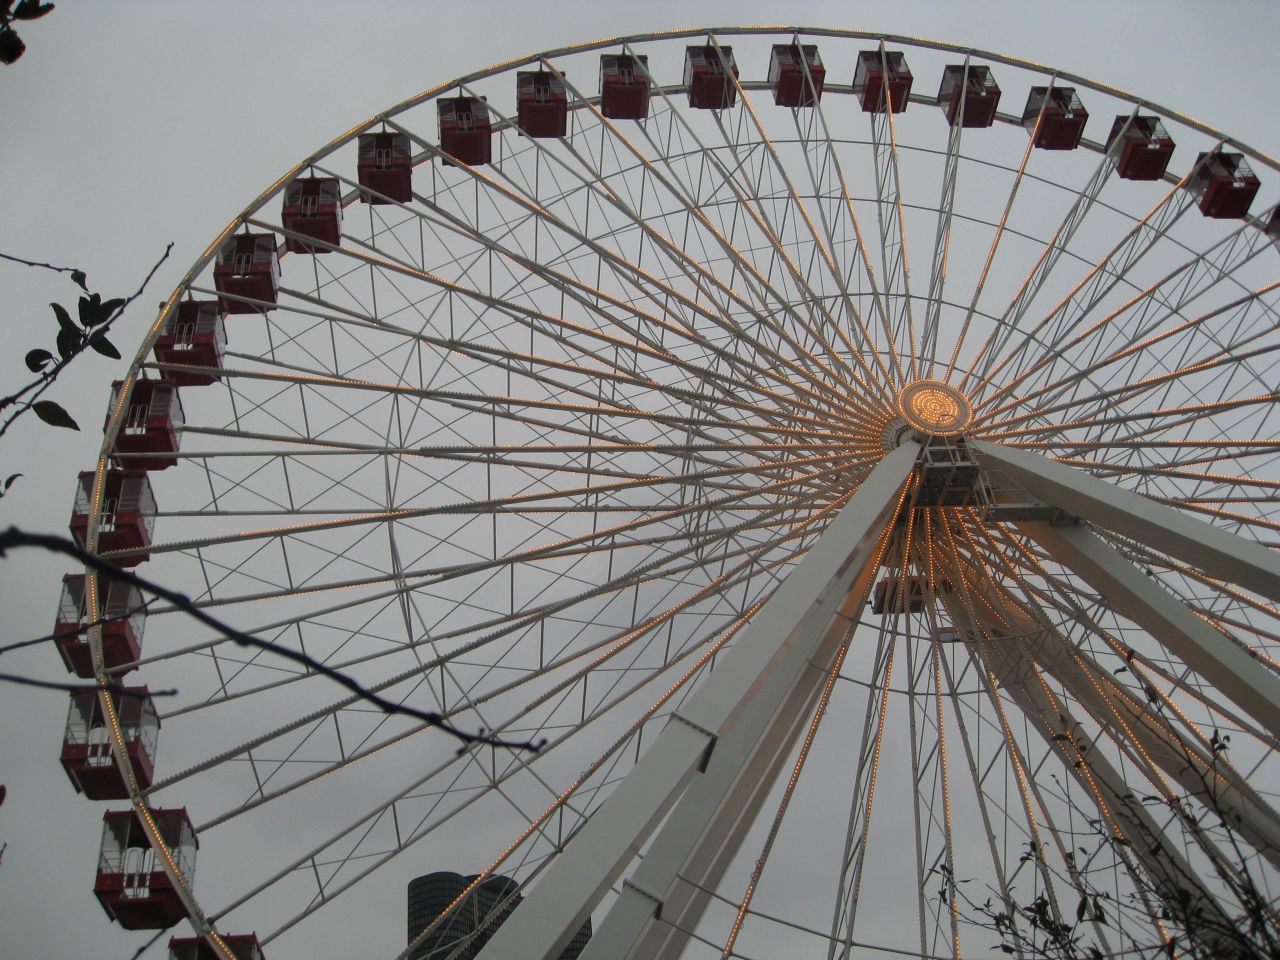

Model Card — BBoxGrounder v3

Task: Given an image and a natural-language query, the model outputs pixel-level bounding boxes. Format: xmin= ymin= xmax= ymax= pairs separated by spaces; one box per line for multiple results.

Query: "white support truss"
xmin=474 ymin=441 xmax=920 ymax=960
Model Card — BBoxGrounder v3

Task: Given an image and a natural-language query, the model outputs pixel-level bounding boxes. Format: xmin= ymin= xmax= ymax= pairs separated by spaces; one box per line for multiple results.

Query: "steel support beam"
xmin=475 ymin=441 xmax=919 ymax=960
xmin=585 ymin=547 xmax=879 ymax=960
xmin=947 ymin=551 xmax=1280 ymax=867
xmin=1022 ymin=521 xmax=1280 ymax=739
xmin=971 ymin=438 xmax=1280 ymax=605
xmin=959 ymin=615 xmax=1242 ymax=957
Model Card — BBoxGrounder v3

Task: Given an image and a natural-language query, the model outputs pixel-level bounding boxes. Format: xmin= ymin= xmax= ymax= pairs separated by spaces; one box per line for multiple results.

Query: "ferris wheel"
xmin=56 ymin=26 xmax=1280 ymax=960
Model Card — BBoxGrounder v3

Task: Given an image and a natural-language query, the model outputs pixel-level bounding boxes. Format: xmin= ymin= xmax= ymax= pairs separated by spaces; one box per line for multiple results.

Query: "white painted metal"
xmin=476 ymin=441 xmax=917 ymax=960
xmin=1022 ymin=520 xmax=1280 ymax=739
xmin=972 ymin=438 xmax=1280 ymax=605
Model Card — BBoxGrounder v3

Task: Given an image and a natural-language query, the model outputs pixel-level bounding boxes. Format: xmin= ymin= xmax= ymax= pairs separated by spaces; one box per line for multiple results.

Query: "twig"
xmin=0 ymin=527 xmax=544 ymax=754
xmin=0 ymin=672 xmax=176 ymax=697
xmin=0 ymin=243 xmax=173 ymax=439
xmin=0 ymin=250 xmax=82 ymax=274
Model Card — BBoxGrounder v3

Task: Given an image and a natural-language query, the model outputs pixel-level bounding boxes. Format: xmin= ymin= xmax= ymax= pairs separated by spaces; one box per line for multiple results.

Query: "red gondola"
xmin=768 ymin=44 xmax=824 ymax=107
xmin=281 ymin=177 xmax=342 ymax=253
xmin=61 ymin=687 xmax=159 ymax=799
xmin=68 ymin=470 xmax=156 ymax=566
xmin=1107 ymin=115 xmax=1176 ymax=180
xmin=53 ymin=573 xmax=146 ymax=677
xmin=438 ymin=96 xmax=492 ymax=166
xmin=517 ymin=70 xmax=568 ymax=138
xmin=853 ymin=50 xmax=913 ymax=113
xmin=938 ymin=64 xmax=1000 ymax=127
xmin=108 ymin=379 xmax=183 ymax=471
xmin=154 ymin=301 xmax=225 ymax=385
xmin=1023 ymin=87 xmax=1088 ymax=150
xmin=684 ymin=45 xmax=738 ymax=110
xmin=1188 ymin=152 xmax=1261 ymax=218
xmin=169 ymin=935 xmax=265 ymax=960
xmin=95 ymin=808 xmax=197 ymax=930
xmin=213 ymin=234 xmax=279 ymax=314
xmin=357 ymin=132 xmax=413 ymax=203
xmin=1268 ymin=207 xmax=1280 ymax=244
xmin=600 ymin=54 xmax=649 ymax=120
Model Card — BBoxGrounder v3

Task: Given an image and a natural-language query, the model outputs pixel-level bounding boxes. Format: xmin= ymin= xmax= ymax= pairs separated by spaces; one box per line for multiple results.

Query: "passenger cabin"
xmin=154 ymin=301 xmax=225 ymax=385
xmin=68 ymin=470 xmax=156 ymax=566
xmin=917 ymin=441 xmax=982 ymax=507
xmin=1268 ymin=207 xmax=1280 ymax=245
xmin=53 ymin=573 xmax=146 ymax=677
xmin=108 ymin=380 xmax=183 ymax=471
xmin=599 ymin=54 xmax=649 ymax=120
xmin=438 ymin=96 xmax=492 ymax=166
xmin=61 ymin=687 xmax=159 ymax=799
xmin=853 ymin=50 xmax=913 ymax=113
xmin=1023 ymin=87 xmax=1088 ymax=150
xmin=684 ymin=45 xmax=738 ymax=110
xmin=281 ymin=177 xmax=342 ymax=253
xmin=517 ymin=70 xmax=568 ymax=138
xmin=1188 ymin=152 xmax=1261 ymax=218
xmin=169 ymin=935 xmax=265 ymax=960
xmin=213 ymin=234 xmax=279 ymax=314
xmin=1107 ymin=115 xmax=1176 ymax=180
xmin=357 ymin=132 xmax=413 ymax=203
xmin=95 ymin=808 xmax=196 ymax=930
xmin=768 ymin=44 xmax=824 ymax=107
xmin=938 ymin=64 xmax=1000 ymax=127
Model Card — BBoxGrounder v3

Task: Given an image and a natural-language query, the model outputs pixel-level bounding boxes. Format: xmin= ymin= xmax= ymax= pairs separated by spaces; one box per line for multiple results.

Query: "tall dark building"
xmin=407 ymin=871 xmax=591 ymax=960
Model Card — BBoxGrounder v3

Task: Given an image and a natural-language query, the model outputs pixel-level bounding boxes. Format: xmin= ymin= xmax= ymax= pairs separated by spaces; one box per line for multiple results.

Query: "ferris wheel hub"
xmin=894 ymin=380 xmax=973 ymax=437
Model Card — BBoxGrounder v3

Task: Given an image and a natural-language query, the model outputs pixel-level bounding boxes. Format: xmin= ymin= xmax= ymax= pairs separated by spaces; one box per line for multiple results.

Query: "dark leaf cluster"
xmin=0 ymin=0 xmax=53 ymax=65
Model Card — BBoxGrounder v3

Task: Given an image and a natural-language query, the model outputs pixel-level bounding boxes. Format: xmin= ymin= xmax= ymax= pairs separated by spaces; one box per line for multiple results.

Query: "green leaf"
xmin=12 ymin=1 xmax=56 ymax=20
xmin=32 ymin=399 xmax=79 ymax=430
xmin=4 ymin=473 xmax=22 ymax=490
xmin=24 ymin=347 xmax=53 ymax=372
xmin=88 ymin=332 xmax=121 ymax=359
xmin=70 ymin=269 xmax=87 ymax=290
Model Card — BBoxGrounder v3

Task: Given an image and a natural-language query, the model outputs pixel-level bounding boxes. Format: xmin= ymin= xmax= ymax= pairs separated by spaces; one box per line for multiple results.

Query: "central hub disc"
xmin=896 ymin=380 xmax=973 ymax=437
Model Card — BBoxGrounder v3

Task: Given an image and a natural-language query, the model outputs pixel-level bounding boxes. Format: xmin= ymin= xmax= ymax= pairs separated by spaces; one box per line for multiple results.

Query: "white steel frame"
xmin=74 ymin=26 xmax=1280 ymax=960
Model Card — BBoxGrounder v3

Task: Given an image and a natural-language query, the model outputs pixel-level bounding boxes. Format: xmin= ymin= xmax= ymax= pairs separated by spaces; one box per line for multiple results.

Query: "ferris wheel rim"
xmin=69 ymin=24 xmax=1280 ymax=960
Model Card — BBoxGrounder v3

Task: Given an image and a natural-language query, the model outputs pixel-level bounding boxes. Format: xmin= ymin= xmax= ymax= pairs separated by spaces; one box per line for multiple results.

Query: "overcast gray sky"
xmin=2 ymin=2 xmax=1278 ymax=958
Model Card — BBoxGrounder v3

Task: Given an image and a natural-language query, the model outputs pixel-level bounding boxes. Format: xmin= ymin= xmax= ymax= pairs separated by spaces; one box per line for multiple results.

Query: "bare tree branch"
xmin=0 ymin=527 xmax=545 ymax=755
xmin=0 ymin=242 xmax=173 ymax=439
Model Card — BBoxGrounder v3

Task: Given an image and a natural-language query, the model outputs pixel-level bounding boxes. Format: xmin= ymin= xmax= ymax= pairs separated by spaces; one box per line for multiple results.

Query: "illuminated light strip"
xmin=973 ymin=267 xmax=1279 ymax=422
xmin=394 ymin=600 xmax=766 ymax=960
xmin=973 ymin=515 xmax=1280 ymax=753
xmin=881 ymin=78 xmax=921 ymax=386
xmin=720 ymin=618 xmax=854 ymax=958
xmin=964 ymin=162 xmax=1200 ymax=401
xmin=937 ymin=523 xmax=1070 ymax=911
xmin=930 ymin=633 xmax=961 ymax=957
xmin=974 ymin=390 xmax=1280 ymax=441
xmin=171 ymin=482 xmax=847 ymax=792
xmin=186 ymin=512 xmax=812 ymax=833
xmin=400 ymin=98 xmax=870 ymax=415
xmin=974 ymin=334 xmax=1280 ymax=435
xmin=959 ymin=517 xmax=1216 ymax=932
xmin=947 ymin=78 xmax=1052 ymax=386
xmin=703 ymin=37 xmax=893 ymax=408
xmin=118 ymin=448 xmax=870 ymax=560
xmin=294 ymin=176 xmax=885 ymax=436
xmin=543 ymin=58 xmax=867 ymax=404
